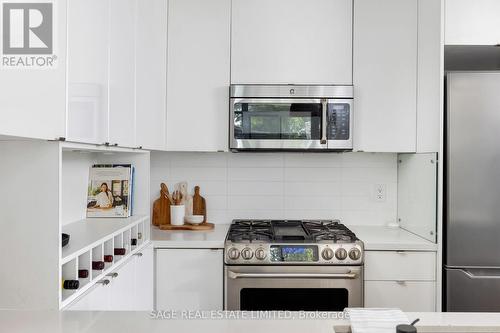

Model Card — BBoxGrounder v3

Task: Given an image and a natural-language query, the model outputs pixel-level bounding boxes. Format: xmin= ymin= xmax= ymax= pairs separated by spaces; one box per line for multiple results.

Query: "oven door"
xmin=224 ymin=265 xmax=363 ymax=311
xmin=230 ymin=98 xmax=327 ymax=150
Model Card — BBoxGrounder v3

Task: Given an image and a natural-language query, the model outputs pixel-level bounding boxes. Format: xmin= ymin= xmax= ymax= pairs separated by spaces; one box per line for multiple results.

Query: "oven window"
xmin=240 ymin=288 xmax=348 ymax=311
xmin=233 ymin=102 xmax=322 ymax=140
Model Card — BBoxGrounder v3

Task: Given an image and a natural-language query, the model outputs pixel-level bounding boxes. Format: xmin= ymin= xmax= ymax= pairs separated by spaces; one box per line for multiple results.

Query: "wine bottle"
xmin=92 ymin=261 xmax=105 ymax=270
xmin=78 ymin=269 xmax=89 ymax=279
xmin=62 ymin=279 xmax=79 ymax=290
xmin=114 ymin=248 xmax=126 ymax=256
xmin=104 ymin=255 xmax=113 ymax=262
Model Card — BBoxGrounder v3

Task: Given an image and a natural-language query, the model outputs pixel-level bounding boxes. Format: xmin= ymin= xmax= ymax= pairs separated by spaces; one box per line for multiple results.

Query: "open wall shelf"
xmin=60 ymin=216 xmax=150 ymax=308
xmin=0 ymin=140 xmax=152 ymax=310
xmin=61 ymin=215 xmax=149 ymax=264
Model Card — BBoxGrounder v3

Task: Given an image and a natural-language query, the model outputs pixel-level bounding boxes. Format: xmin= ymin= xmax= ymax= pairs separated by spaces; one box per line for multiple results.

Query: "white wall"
xmin=151 ymin=152 xmax=397 ymax=226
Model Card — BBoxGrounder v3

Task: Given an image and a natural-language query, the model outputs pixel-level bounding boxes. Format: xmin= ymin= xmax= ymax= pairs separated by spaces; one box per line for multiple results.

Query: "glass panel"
xmin=240 ymin=288 xmax=348 ymax=311
xmin=327 ymin=103 xmax=350 ymax=140
xmin=234 ymin=102 xmax=322 ymax=140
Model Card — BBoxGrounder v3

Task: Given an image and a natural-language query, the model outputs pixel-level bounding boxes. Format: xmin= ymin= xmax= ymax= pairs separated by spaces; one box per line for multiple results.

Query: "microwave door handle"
xmin=227 ymin=271 xmax=357 ymax=279
xmin=321 ymin=99 xmax=327 ymax=144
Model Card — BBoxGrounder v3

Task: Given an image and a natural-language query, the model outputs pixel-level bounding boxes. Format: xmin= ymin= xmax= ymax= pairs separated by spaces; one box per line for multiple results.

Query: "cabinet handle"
xmin=96 ymin=279 xmax=110 ymax=286
xmin=106 ymin=272 xmax=118 ymax=279
xmin=321 ymin=99 xmax=327 ymax=144
xmin=134 ymin=252 xmax=143 ymax=257
xmin=396 ymin=280 xmax=406 ymax=285
xmin=396 ymin=251 xmax=406 ymax=254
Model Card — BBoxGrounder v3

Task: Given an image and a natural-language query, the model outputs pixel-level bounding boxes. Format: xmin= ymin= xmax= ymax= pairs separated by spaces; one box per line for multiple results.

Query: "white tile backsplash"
xmin=151 ymin=152 xmax=398 ymax=226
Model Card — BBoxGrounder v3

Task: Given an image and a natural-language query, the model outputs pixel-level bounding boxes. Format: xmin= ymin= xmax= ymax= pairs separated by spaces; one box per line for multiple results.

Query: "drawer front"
xmin=364 ymin=251 xmax=436 ymax=281
xmin=365 ymin=281 xmax=435 ymax=312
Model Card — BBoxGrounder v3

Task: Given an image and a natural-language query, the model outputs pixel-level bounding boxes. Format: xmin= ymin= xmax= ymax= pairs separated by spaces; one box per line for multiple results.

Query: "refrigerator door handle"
xmin=460 ymin=268 xmax=500 ymax=280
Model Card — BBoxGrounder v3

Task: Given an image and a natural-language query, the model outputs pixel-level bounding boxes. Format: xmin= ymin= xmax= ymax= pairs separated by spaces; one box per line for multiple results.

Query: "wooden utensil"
xmin=192 ymin=186 xmax=207 ymax=222
xmin=152 ymin=183 xmax=171 ymax=226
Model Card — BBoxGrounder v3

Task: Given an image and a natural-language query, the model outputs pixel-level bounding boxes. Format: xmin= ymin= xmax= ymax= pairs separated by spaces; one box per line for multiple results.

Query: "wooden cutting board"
xmin=152 ymin=183 xmax=171 ymax=226
xmin=158 ymin=222 xmax=214 ymax=231
xmin=192 ymin=186 xmax=207 ymax=222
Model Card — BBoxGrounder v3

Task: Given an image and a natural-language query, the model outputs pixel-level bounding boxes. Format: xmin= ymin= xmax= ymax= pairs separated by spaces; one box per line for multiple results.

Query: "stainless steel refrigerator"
xmin=445 ymin=71 xmax=500 ymax=311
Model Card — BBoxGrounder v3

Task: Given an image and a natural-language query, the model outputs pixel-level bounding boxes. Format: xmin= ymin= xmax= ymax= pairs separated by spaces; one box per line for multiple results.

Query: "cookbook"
xmin=86 ymin=164 xmax=134 ymax=218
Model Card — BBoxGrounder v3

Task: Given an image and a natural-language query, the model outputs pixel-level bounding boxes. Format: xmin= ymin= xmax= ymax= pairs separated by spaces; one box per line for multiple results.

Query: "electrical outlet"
xmin=374 ymin=184 xmax=386 ymax=202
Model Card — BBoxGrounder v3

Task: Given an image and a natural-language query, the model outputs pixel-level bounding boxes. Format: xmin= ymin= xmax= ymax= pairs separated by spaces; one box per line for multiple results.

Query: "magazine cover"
xmin=87 ymin=166 xmax=132 ymax=218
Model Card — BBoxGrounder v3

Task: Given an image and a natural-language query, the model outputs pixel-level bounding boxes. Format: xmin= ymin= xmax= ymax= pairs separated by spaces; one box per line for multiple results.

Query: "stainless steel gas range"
xmin=224 ymin=219 xmax=364 ymax=311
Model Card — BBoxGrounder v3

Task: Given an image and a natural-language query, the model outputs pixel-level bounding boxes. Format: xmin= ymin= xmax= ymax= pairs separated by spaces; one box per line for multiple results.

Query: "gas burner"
xmin=313 ymin=231 xmax=356 ymax=243
xmin=303 ymin=220 xmax=358 ymax=243
xmin=227 ymin=220 xmax=273 ymax=242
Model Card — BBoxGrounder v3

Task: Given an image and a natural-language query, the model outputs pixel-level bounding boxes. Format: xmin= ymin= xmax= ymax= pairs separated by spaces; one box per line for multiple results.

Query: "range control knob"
xmin=227 ymin=247 xmax=240 ymax=260
xmin=335 ymin=248 xmax=348 ymax=260
xmin=255 ymin=248 xmax=267 ymax=260
xmin=349 ymin=248 xmax=362 ymax=261
xmin=241 ymin=247 xmax=254 ymax=260
xmin=321 ymin=247 xmax=334 ymax=260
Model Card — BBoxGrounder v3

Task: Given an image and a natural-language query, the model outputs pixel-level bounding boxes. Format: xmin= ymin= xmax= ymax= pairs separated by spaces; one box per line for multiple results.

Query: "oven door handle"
xmin=227 ymin=271 xmax=358 ymax=279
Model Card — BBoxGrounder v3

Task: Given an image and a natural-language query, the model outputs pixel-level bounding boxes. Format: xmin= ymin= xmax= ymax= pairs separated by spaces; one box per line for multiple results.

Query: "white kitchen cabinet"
xmin=364 ymin=251 xmax=436 ymax=281
xmin=156 ymin=249 xmax=223 ymax=310
xmin=108 ymin=0 xmax=136 ymax=148
xmin=66 ymin=245 xmax=153 ymax=311
xmin=66 ymin=282 xmax=111 ymax=311
xmin=66 ymin=0 xmax=109 ymax=145
xmin=166 ymin=0 xmax=230 ymax=152
xmin=66 ymin=0 xmax=167 ymax=149
xmin=353 ymin=0 xmax=417 ymax=152
xmin=416 ymin=0 xmax=442 ymax=153
xmin=445 ymin=0 xmax=500 ymax=45
xmin=231 ymin=0 xmax=352 ymax=84
xmin=0 ymin=0 xmax=67 ymax=141
xmin=364 ymin=250 xmax=436 ymax=311
xmin=109 ymin=254 xmax=137 ymax=310
xmin=134 ymin=245 xmax=154 ymax=310
xmin=135 ymin=0 xmax=167 ymax=150
xmin=365 ymin=281 xmax=435 ymax=312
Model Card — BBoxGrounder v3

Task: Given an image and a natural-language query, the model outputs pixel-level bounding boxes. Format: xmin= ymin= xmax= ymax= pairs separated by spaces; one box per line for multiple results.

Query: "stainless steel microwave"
xmin=229 ymin=85 xmax=353 ymax=151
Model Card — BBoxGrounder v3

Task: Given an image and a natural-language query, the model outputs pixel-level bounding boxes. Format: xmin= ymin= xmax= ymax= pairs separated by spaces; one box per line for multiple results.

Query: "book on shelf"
xmin=86 ymin=164 xmax=134 ymax=218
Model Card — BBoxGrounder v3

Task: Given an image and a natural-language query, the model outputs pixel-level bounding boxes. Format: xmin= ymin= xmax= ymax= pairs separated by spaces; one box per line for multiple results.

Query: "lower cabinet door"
xmin=108 ymin=256 xmax=136 ymax=310
xmin=134 ymin=245 xmax=154 ymax=310
xmin=156 ymin=248 xmax=223 ymax=310
xmin=66 ymin=282 xmax=111 ymax=311
xmin=364 ymin=281 xmax=435 ymax=311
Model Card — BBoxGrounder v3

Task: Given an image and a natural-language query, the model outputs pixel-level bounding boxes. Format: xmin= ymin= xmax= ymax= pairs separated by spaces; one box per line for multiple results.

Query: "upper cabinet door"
xmin=108 ymin=0 xmax=136 ymax=147
xmin=135 ymin=0 xmax=167 ymax=150
xmin=0 ymin=0 xmax=67 ymax=140
xmin=67 ymin=0 xmax=109 ymax=145
xmin=353 ymin=0 xmax=417 ymax=152
xmin=231 ymin=0 xmax=352 ymax=84
xmin=445 ymin=0 xmax=500 ymax=45
xmin=166 ymin=0 xmax=231 ymax=152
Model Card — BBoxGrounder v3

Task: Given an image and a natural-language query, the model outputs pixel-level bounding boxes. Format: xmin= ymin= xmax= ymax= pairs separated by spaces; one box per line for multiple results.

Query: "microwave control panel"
xmin=328 ymin=104 xmax=350 ymax=140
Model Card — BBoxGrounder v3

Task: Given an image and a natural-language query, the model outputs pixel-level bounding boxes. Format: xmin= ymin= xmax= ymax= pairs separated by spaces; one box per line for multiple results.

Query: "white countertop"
xmin=151 ymin=224 xmax=230 ymax=248
xmin=2 ymin=311 xmax=500 ymax=333
xmin=151 ymin=224 xmax=437 ymax=251
xmin=350 ymin=225 xmax=438 ymax=251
